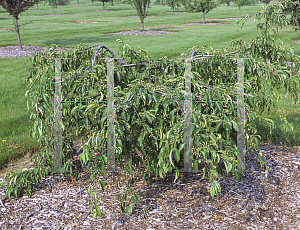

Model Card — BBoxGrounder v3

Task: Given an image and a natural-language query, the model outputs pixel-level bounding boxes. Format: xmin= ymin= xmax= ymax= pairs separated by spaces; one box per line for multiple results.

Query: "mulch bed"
xmin=43 ymin=14 xmax=68 ymax=16
xmin=0 ymin=46 xmax=71 ymax=59
xmin=184 ymin=23 xmax=225 ymax=25
xmin=110 ymin=30 xmax=175 ymax=35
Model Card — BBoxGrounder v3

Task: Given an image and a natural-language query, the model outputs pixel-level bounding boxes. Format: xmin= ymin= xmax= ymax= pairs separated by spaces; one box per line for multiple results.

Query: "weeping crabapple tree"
xmin=0 ymin=2 xmax=299 ymax=219
xmin=0 ymin=0 xmax=39 ymax=51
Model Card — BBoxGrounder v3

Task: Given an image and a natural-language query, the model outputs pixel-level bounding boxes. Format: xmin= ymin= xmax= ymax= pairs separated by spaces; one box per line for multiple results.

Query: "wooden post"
xmin=54 ymin=58 xmax=63 ymax=174
xmin=237 ymin=58 xmax=245 ymax=175
xmin=183 ymin=58 xmax=193 ymax=172
xmin=107 ymin=59 xmax=115 ymax=172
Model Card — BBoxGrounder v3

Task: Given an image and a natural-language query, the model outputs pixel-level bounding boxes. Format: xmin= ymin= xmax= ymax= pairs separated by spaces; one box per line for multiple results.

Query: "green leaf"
xmin=233 ymin=170 xmax=241 ymax=182
xmin=92 ymin=210 xmax=97 ymax=220
xmin=211 ymin=170 xmax=219 ymax=179
xmin=174 ymin=148 xmax=180 ymax=163
xmin=131 ymin=192 xmax=140 ymax=205
xmin=224 ymin=160 xmax=232 ymax=173
xmin=178 ymin=143 xmax=184 ymax=153
xmin=210 ymin=186 xmax=216 ymax=199
xmin=249 ymin=148 xmax=254 ymax=156
xmin=265 ymin=169 xmax=268 ymax=179
xmin=255 ymin=137 xmax=259 ymax=150
xmin=144 ymin=124 xmax=151 ymax=134
xmin=99 ymin=180 xmax=106 ymax=192
xmin=89 ymin=200 xmax=93 ymax=213
xmin=95 ymin=204 xmax=102 ymax=216
xmin=125 ymin=204 xmax=133 ymax=214
xmin=215 ymin=121 xmax=222 ymax=132
xmin=201 ymin=167 xmax=206 ymax=179
xmin=145 ymin=113 xmax=152 ymax=124
xmin=193 ymin=159 xmax=198 ymax=173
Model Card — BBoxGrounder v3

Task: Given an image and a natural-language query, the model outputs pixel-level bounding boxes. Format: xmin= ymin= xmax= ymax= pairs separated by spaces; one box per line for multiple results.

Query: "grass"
xmin=255 ymin=89 xmax=300 ymax=147
xmin=0 ymin=0 xmax=299 ymax=170
xmin=0 ymin=58 xmax=41 ymax=169
xmin=1 ymin=1 xmax=300 ymax=58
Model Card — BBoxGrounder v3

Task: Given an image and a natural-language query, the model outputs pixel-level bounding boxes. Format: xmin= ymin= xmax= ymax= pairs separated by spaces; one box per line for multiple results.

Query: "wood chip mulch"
xmin=184 ymin=23 xmax=225 ymax=26
xmin=110 ymin=30 xmax=175 ymax=35
xmin=0 ymin=143 xmax=299 ymax=229
xmin=0 ymin=46 xmax=72 ymax=59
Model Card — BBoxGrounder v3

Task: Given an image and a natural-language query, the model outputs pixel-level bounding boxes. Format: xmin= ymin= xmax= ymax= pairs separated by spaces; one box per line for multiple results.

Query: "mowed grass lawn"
xmin=0 ymin=0 xmax=299 ymax=169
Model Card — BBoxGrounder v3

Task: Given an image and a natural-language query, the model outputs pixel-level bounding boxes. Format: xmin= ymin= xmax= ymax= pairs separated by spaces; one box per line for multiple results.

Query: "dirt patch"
xmin=0 ymin=152 xmax=35 ymax=181
xmin=293 ymin=39 xmax=300 ymax=44
xmin=225 ymin=17 xmax=253 ymax=20
xmin=94 ymin=10 xmax=114 ymax=12
xmin=126 ymin=15 xmax=154 ymax=18
xmin=0 ymin=28 xmax=14 ymax=31
xmin=43 ymin=14 xmax=68 ymax=16
xmin=0 ymin=45 xmax=72 ymax=59
xmin=70 ymin=21 xmax=98 ymax=23
xmin=185 ymin=23 xmax=225 ymax=25
xmin=110 ymin=30 xmax=175 ymax=35
xmin=167 ymin=11 xmax=190 ymax=14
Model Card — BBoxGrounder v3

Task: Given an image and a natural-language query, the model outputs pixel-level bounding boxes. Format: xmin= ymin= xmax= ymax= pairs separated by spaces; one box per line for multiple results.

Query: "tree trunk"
xmin=103 ymin=1 xmax=105 ymax=10
xmin=142 ymin=19 xmax=144 ymax=31
xmin=77 ymin=0 xmax=79 ymax=8
xmin=203 ymin=12 xmax=205 ymax=24
xmin=14 ymin=17 xmax=23 ymax=51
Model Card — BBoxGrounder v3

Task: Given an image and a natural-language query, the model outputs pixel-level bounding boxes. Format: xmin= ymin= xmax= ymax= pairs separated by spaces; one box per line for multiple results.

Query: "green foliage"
xmin=166 ymin=0 xmax=182 ymax=11
xmin=0 ymin=0 xmax=39 ymax=20
xmin=260 ymin=0 xmax=271 ymax=5
xmin=182 ymin=0 xmax=217 ymax=24
xmin=218 ymin=0 xmax=232 ymax=6
xmin=233 ymin=0 xmax=257 ymax=17
xmin=282 ymin=0 xmax=300 ymax=29
xmin=48 ymin=0 xmax=70 ymax=13
xmin=154 ymin=0 xmax=165 ymax=4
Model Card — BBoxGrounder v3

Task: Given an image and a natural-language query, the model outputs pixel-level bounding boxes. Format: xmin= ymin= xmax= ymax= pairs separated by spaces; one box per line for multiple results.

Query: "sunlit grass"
xmin=0 ymin=57 xmax=41 ymax=169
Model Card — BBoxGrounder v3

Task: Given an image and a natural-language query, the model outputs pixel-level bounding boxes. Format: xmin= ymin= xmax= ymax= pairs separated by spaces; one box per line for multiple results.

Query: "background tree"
xmin=234 ymin=0 xmax=257 ymax=17
xmin=260 ymin=0 xmax=271 ymax=5
xmin=219 ymin=0 xmax=232 ymax=6
xmin=166 ymin=0 xmax=182 ymax=11
xmin=182 ymin=0 xmax=217 ymax=24
xmin=48 ymin=0 xmax=70 ymax=14
xmin=154 ymin=0 xmax=164 ymax=4
xmin=96 ymin=0 xmax=110 ymax=9
xmin=129 ymin=0 xmax=151 ymax=31
xmin=0 ymin=0 xmax=39 ymax=51
xmin=282 ymin=0 xmax=300 ymax=29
